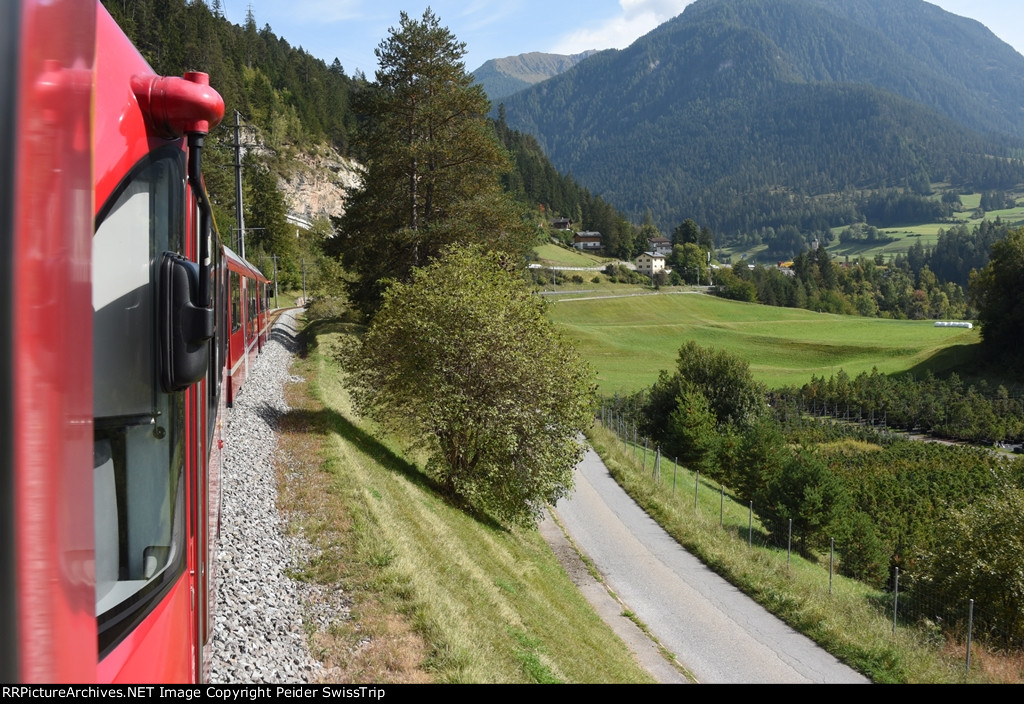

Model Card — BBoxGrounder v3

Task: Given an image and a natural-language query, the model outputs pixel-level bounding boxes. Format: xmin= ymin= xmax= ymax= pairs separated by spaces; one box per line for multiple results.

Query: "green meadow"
xmin=548 ymin=292 xmax=980 ymax=392
xmin=826 ymin=197 xmax=1024 ymax=261
xmin=827 ymin=230 xmax=941 ymax=259
xmin=726 ymin=195 xmax=1024 ymax=265
xmin=533 ymin=242 xmax=616 ymax=267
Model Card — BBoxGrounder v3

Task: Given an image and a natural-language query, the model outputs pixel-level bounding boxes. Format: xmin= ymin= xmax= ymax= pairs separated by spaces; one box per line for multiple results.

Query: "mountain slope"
xmin=683 ymin=0 xmax=1024 ymax=138
xmin=472 ymin=51 xmax=597 ymax=102
xmin=501 ymin=0 xmax=1024 ymax=236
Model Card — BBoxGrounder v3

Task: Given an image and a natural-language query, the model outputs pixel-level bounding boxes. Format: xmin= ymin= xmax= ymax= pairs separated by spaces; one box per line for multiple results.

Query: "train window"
xmin=248 ymin=291 xmax=256 ymax=337
xmin=92 ymin=148 xmax=187 ymax=656
xmin=208 ymin=245 xmax=222 ymax=435
xmin=230 ymin=272 xmax=241 ymax=334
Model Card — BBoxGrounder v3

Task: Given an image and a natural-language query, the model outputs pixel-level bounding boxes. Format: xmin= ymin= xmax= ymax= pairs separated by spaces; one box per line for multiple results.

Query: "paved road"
xmin=552 ymin=445 xmax=869 ymax=684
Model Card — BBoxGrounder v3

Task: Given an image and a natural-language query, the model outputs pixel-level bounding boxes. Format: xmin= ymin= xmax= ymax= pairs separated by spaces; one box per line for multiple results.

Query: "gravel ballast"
xmin=209 ymin=310 xmax=332 ymax=684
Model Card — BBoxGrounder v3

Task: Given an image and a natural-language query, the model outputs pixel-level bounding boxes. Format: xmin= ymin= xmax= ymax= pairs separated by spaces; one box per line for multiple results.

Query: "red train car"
xmin=224 ymin=247 xmax=272 ymax=406
xmin=2 ymin=0 xmax=268 ymax=683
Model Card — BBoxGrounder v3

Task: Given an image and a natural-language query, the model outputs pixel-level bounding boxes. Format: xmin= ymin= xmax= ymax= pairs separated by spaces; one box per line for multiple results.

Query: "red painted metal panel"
xmin=9 ymin=1 xmax=236 ymax=683
xmin=92 ymin=6 xmax=157 ymax=215
xmin=96 ymin=576 xmax=193 ymax=683
xmin=12 ymin=0 xmax=97 ymax=683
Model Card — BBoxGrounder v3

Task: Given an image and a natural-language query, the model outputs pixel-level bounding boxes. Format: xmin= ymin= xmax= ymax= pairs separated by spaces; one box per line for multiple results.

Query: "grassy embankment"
xmin=584 ymin=423 xmax=1013 ymax=683
xmin=273 ymin=315 xmax=656 ymax=684
xmin=548 ymin=292 xmax=980 ymax=393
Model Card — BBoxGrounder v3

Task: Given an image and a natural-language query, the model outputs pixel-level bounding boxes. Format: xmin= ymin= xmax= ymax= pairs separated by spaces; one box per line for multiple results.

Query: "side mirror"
xmin=159 ymin=252 xmax=214 ymax=392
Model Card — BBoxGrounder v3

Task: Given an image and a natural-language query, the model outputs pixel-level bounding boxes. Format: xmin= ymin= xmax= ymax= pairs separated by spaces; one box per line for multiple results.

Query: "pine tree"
xmin=330 ymin=9 xmax=532 ymax=314
xmin=244 ymin=157 xmax=297 ymax=287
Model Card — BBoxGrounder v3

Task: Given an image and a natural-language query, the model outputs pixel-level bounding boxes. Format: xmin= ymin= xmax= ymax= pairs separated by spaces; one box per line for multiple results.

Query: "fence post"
xmin=694 ymin=471 xmax=699 ymax=512
xmin=643 ymin=437 xmax=648 ymax=471
xmin=966 ymin=599 xmax=974 ymax=677
xmin=748 ymin=502 xmax=753 ymax=547
xmin=829 ymin=538 xmax=834 ymax=595
xmin=654 ymin=446 xmax=660 ymax=482
xmin=787 ymin=518 xmax=793 ymax=569
xmin=892 ymin=567 xmax=900 ymax=636
xmin=720 ymin=485 xmax=724 ymax=527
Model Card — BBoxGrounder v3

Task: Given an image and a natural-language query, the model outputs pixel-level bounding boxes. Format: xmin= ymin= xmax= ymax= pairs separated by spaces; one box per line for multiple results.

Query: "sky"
xmin=217 ymin=0 xmax=1024 ymax=78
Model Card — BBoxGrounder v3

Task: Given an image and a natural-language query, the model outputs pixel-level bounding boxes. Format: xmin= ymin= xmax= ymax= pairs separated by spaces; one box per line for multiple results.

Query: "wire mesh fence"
xmin=593 ymin=408 xmax=1024 ymax=672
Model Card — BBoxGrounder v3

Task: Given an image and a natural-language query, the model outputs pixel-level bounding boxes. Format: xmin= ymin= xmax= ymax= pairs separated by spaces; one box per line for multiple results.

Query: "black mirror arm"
xmin=187 ymin=132 xmax=212 ymax=309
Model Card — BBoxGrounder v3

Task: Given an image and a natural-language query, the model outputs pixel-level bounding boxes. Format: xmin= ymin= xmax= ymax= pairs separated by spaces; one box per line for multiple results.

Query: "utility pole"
xmin=272 ymin=255 xmax=279 ymax=310
xmin=233 ymin=110 xmax=246 ymax=258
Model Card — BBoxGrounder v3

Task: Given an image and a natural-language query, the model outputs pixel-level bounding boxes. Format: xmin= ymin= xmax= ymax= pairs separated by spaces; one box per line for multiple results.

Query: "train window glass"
xmin=247 ymin=289 xmax=256 ymax=338
xmin=230 ymin=272 xmax=241 ymax=334
xmin=92 ymin=149 xmax=187 ymax=655
xmin=93 ymin=177 xmax=159 ymax=417
xmin=208 ymin=246 xmax=222 ymax=434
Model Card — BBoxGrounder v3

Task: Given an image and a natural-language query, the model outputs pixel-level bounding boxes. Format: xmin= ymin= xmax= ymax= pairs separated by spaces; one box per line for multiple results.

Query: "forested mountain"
xmin=100 ymin=2 xmax=619 ymax=225
xmin=101 ymin=0 xmax=369 ymax=290
xmin=495 ymin=113 xmax=641 ymax=259
xmin=103 ymin=0 xmax=361 ymax=155
xmin=500 ymin=0 xmax=1024 ymax=238
xmin=472 ymin=51 xmax=597 ymax=102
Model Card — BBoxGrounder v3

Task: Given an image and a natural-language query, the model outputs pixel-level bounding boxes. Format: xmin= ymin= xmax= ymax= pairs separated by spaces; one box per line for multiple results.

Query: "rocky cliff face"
xmin=278 ymin=147 xmax=362 ymax=225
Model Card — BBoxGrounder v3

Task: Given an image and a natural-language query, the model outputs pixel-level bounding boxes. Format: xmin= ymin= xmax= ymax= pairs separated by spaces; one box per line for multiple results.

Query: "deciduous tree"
xmin=344 ymin=246 xmax=596 ymax=527
xmin=643 ymin=341 xmax=766 ymax=442
xmin=914 ymin=487 xmax=1024 ymax=646
xmin=969 ymin=227 xmax=1024 ymax=361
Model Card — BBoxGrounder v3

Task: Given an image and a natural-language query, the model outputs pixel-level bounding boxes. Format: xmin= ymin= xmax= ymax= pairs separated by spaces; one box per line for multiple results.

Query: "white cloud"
xmin=550 ymin=0 xmax=693 ymax=54
xmin=621 ymin=0 xmax=689 ymax=20
xmin=456 ymin=0 xmax=524 ymax=32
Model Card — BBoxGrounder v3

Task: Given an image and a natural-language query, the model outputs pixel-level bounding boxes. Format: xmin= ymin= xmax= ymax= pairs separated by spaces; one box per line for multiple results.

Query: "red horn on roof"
xmin=131 ymin=71 xmax=225 ymax=138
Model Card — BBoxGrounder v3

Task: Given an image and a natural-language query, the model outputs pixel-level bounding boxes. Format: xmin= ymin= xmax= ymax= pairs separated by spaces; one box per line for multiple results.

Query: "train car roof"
xmin=223 ymin=246 xmax=270 ymax=284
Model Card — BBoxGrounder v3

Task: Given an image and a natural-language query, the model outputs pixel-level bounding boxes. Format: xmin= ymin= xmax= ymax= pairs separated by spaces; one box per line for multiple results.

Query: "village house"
xmin=573 ymin=231 xmax=603 ymax=250
xmin=648 ymin=237 xmax=673 ymax=256
xmin=635 ymin=251 xmax=666 ymax=277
